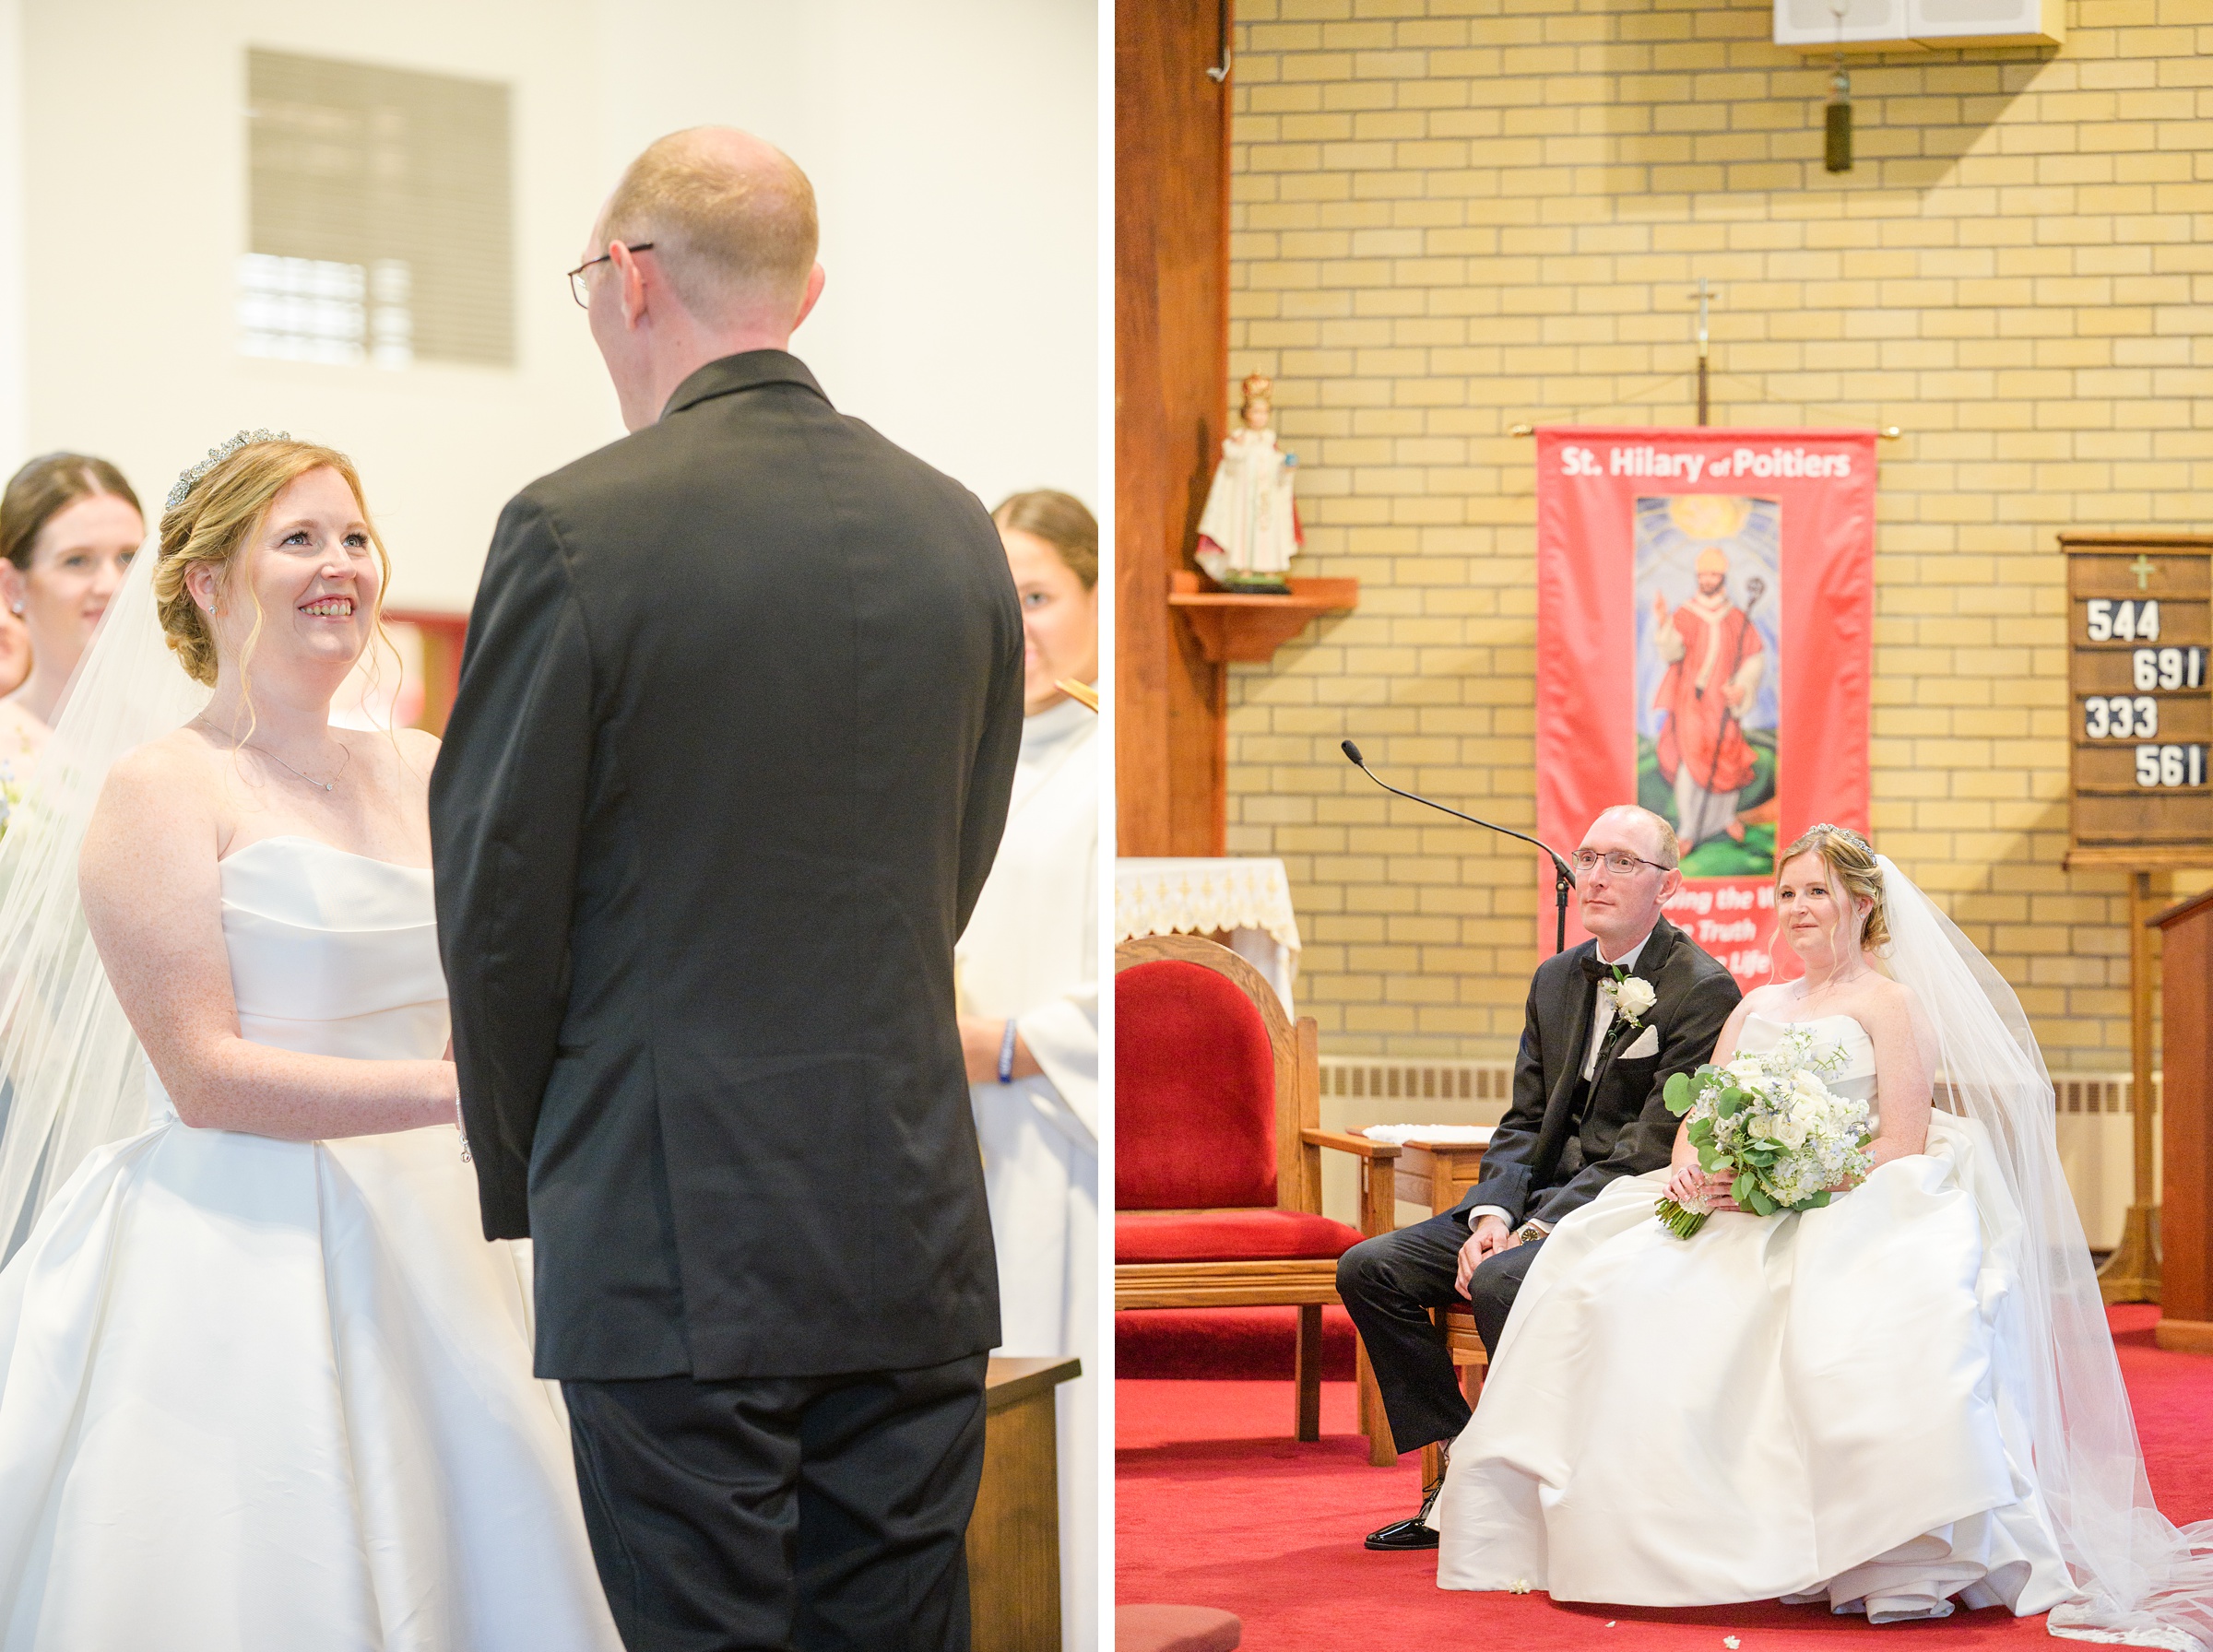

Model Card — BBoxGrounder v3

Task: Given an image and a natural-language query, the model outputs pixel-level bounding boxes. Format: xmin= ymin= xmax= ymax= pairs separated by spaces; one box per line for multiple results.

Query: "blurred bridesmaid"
xmin=955 ymin=488 xmax=1099 ymax=1652
xmin=0 ymin=599 xmax=30 ymax=704
xmin=0 ymin=453 xmax=144 ymax=775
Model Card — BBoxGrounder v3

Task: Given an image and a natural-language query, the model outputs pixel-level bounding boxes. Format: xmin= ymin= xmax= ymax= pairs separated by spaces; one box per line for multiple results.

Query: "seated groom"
xmin=1337 ymin=804 xmax=1740 ymax=1552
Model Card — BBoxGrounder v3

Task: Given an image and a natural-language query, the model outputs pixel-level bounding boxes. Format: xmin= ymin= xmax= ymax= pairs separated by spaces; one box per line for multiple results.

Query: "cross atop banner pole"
xmin=1689 ymin=279 xmax=1723 ymax=428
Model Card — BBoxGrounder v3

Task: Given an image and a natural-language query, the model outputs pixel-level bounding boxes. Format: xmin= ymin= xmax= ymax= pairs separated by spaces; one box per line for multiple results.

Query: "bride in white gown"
xmin=0 ymin=434 xmax=620 ymax=1649
xmin=1433 ymin=824 xmax=2213 ymax=1648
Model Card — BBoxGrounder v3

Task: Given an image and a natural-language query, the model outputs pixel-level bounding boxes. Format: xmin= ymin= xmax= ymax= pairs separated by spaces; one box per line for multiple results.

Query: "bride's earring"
xmin=6 ymin=601 xmax=19 ymax=616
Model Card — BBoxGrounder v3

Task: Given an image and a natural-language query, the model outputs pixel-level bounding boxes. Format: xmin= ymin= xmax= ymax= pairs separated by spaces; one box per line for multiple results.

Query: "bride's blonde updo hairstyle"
xmin=1778 ymin=822 xmax=1890 ymax=952
xmin=154 ymin=437 xmax=387 ymax=688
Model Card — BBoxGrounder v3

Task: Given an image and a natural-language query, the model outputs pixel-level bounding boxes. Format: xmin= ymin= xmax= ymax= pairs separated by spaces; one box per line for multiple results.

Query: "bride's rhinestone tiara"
xmin=164 ymin=430 xmax=290 ymax=513
xmin=1808 ymin=821 xmax=1875 ymax=856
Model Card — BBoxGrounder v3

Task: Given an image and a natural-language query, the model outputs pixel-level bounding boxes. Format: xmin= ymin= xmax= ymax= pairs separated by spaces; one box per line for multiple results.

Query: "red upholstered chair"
xmin=1115 ymin=934 xmax=1398 ymax=1465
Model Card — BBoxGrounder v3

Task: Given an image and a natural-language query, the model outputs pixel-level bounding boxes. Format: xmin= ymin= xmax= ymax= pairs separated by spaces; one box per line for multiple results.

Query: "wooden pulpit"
xmin=2153 ymin=889 xmax=2213 ymax=1351
xmin=967 ymin=1354 xmax=1082 ymax=1651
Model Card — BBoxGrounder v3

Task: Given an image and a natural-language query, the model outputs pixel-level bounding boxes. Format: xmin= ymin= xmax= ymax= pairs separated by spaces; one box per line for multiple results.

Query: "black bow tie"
xmin=1580 ymin=954 xmax=1620 ymax=984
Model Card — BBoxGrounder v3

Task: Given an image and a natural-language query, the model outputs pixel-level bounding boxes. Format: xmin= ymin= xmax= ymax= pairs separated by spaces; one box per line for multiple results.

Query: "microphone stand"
xmin=1342 ymin=741 xmax=1581 ymax=955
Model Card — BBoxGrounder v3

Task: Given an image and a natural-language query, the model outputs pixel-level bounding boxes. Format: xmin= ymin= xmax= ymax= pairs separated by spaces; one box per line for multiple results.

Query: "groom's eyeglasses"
xmin=568 ymin=243 xmax=657 ymax=308
xmin=1572 ymin=849 xmax=1672 ymax=876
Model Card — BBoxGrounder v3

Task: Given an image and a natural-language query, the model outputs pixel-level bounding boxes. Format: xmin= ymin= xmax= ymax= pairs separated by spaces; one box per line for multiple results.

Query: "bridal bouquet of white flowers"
xmin=1653 ymin=1023 xmax=1875 ymax=1239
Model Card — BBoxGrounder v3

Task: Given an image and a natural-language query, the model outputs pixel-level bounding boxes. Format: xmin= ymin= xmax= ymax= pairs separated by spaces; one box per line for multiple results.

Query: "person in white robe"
xmin=955 ymin=489 xmax=1099 ymax=1652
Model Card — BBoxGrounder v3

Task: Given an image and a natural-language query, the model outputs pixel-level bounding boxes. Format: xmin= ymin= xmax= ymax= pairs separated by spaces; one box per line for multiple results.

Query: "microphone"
xmin=1341 ymin=740 xmax=1581 ymax=954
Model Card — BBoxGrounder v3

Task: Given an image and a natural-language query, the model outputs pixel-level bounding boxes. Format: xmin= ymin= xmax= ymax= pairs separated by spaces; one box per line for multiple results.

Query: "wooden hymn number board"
xmin=2065 ymin=535 xmax=2213 ymax=867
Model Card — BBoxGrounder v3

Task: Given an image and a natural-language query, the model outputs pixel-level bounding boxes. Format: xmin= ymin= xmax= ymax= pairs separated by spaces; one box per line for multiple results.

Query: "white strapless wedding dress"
xmin=1433 ymin=1011 xmax=2076 ymax=1623
xmin=0 ymin=837 xmax=621 ymax=1650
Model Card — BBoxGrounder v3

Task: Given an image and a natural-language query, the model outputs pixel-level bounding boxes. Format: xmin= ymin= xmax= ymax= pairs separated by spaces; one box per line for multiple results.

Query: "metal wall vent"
xmin=1320 ymin=1057 xmax=2142 ymax=1115
xmin=243 ymin=49 xmax=513 ymax=369
xmin=1319 ymin=1057 xmax=1514 ymax=1103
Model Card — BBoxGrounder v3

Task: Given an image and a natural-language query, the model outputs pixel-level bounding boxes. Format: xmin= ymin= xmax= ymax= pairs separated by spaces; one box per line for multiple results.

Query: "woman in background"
xmin=0 ymin=606 xmax=30 ymax=705
xmin=956 ymin=488 xmax=1099 ymax=1652
xmin=0 ymin=453 xmax=144 ymax=773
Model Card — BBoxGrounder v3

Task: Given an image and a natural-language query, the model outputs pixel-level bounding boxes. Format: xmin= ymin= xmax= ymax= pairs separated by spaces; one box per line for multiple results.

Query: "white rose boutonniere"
xmin=1598 ymin=971 xmax=1656 ymax=1029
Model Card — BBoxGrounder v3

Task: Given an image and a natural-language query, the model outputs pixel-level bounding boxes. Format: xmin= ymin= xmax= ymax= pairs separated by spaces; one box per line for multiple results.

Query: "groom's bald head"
xmin=596 ymin=127 xmax=819 ymax=328
xmin=1592 ymin=805 xmax=1678 ymax=868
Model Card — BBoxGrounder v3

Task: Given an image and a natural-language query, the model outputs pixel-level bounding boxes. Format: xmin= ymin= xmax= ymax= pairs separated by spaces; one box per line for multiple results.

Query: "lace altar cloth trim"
xmin=1114 ymin=857 xmax=1303 ymax=963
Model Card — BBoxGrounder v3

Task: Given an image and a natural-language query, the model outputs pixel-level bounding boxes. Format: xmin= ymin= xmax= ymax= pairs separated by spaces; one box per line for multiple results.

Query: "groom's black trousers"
xmin=1337 ymin=1211 xmax=1546 ymax=1455
xmin=563 ymin=1352 xmax=988 ymax=1652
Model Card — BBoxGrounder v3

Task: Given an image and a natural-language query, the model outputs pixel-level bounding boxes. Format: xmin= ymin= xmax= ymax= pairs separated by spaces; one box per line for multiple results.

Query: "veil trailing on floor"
xmin=1877 ymin=855 xmax=2213 ymax=1650
xmin=0 ymin=538 xmax=209 ymax=1259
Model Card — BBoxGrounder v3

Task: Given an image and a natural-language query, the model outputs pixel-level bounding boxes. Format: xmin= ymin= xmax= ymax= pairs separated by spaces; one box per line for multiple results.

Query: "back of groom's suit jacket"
xmin=1451 ymin=915 xmax=1740 ymax=1233
xmin=430 ymin=350 xmax=1025 ymax=1383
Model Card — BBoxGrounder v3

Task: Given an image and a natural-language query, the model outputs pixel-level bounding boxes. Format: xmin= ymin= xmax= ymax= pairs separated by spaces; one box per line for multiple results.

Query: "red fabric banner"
xmin=1534 ymin=428 xmax=1876 ymax=989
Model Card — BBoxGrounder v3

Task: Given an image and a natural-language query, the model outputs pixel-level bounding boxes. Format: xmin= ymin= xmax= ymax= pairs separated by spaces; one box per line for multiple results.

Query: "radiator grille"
xmin=1320 ymin=1057 xmax=2157 ymax=1115
xmin=1320 ymin=1057 xmax=1512 ymax=1103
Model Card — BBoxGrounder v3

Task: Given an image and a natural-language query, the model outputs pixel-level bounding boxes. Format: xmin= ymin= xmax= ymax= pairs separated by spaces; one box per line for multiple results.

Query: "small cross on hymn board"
xmin=2130 ymin=553 xmax=2158 ymax=590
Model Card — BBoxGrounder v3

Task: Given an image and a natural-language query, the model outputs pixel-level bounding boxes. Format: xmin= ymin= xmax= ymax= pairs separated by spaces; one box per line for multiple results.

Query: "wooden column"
xmin=2153 ymin=890 xmax=2213 ymax=1350
xmin=1116 ymin=0 xmax=1231 ymax=855
xmin=2101 ymin=870 xmax=2164 ymax=1303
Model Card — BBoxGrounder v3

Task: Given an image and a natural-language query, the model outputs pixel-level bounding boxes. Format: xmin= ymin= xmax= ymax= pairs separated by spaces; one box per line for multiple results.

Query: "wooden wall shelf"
xmin=1168 ymin=570 xmax=1359 ymax=664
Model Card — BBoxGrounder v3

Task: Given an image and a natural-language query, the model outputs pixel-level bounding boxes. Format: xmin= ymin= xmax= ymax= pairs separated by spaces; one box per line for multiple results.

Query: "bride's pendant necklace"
xmin=249 ymin=738 xmax=349 ymax=792
xmin=195 ymin=716 xmax=349 ymax=792
xmin=1798 ymin=958 xmax=1870 ymax=1010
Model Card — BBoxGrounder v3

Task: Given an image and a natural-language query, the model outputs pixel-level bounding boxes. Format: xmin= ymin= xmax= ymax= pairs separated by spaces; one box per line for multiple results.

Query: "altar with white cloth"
xmin=1113 ymin=856 xmax=1301 ymax=1011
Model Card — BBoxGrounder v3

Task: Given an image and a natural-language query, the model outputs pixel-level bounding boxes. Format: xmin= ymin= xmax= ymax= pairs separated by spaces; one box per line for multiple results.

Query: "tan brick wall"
xmin=1222 ymin=0 xmax=2213 ymax=1070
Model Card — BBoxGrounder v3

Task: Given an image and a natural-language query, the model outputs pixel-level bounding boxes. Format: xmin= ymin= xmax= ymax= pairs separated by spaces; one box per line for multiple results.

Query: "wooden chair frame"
xmin=1424 ymin=1307 xmax=1487 ymax=1488
xmin=1114 ymin=933 xmax=1398 ymax=1464
xmin=1385 ymin=1137 xmax=1494 ymax=1481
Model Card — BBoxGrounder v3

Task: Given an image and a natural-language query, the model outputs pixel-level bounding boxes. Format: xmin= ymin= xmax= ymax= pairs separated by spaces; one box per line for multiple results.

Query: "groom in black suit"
xmin=1338 ymin=805 xmax=1739 ymax=1552
xmin=430 ymin=129 xmax=1024 ymax=1650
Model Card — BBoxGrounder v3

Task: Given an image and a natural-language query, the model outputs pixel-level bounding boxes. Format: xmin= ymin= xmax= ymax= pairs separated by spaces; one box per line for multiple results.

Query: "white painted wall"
xmin=594 ymin=0 xmax=1100 ymax=524
xmin=0 ymin=0 xmax=27 ymax=472
xmin=5 ymin=0 xmax=1097 ymax=612
xmin=17 ymin=0 xmax=612 ymax=611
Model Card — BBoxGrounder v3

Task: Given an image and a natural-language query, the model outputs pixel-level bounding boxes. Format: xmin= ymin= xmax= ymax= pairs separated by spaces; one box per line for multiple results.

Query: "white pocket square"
xmin=1619 ymin=1024 xmax=1660 ymax=1059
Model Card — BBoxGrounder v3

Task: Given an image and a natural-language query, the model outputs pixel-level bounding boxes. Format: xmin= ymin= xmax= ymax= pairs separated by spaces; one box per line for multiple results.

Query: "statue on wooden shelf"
xmin=1194 ymin=372 xmax=1302 ymax=595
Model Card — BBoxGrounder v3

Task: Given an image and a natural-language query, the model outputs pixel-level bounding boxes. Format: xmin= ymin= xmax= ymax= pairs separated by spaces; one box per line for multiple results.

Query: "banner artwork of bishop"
xmin=1534 ymin=428 xmax=1876 ymax=990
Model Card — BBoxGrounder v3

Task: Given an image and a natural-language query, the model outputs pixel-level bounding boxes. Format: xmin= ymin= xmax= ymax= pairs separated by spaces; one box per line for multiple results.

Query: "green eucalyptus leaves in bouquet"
xmin=1654 ymin=1024 xmax=1876 ymax=1240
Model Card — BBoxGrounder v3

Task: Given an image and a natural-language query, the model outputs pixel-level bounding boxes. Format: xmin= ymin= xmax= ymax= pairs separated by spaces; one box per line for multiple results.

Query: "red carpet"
xmin=1116 ymin=1305 xmax=2213 ymax=1649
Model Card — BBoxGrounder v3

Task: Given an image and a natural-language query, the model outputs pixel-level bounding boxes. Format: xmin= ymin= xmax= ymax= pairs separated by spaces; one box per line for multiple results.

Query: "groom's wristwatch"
xmin=1515 ymin=1220 xmax=1550 ymax=1245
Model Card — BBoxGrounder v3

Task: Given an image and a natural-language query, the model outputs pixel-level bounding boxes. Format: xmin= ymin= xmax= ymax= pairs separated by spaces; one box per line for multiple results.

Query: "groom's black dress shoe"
xmin=1365 ymin=1481 xmax=1443 ymax=1551
xmin=1364 ymin=1515 xmax=1439 ymax=1552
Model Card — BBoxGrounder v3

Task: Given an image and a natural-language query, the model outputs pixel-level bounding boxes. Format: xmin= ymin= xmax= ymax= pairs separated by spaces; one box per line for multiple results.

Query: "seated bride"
xmin=1430 ymin=824 xmax=2213 ymax=1647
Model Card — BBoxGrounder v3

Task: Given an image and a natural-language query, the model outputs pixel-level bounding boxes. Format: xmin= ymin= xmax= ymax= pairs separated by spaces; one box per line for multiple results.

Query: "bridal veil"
xmin=1878 ymin=855 xmax=2213 ymax=1649
xmin=0 ymin=537 xmax=208 ymax=1256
